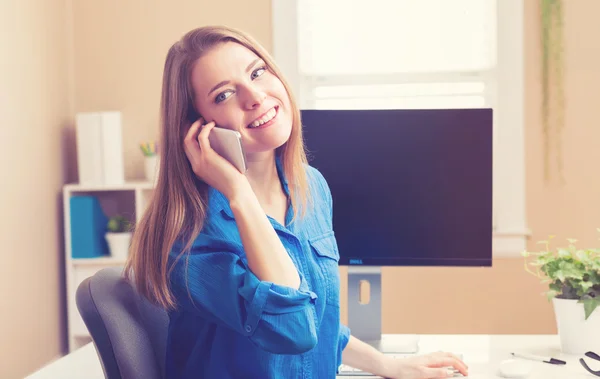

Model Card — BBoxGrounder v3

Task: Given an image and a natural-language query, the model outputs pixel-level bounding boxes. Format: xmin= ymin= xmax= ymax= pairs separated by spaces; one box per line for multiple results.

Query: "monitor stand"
xmin=347 ymin=266 xmax=420 ymax=354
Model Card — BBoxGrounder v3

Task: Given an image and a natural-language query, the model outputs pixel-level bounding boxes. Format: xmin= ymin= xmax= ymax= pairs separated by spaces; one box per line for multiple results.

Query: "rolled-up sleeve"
xmin=336 ymin=324 xmax=351 ymax=370
xmin=169 ymin=246 xmax=318 ymax=354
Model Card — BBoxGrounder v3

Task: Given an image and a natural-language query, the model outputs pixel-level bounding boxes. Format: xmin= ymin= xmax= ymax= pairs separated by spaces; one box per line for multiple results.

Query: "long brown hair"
xmin=124 ymin=26 xmax=310 ymax=310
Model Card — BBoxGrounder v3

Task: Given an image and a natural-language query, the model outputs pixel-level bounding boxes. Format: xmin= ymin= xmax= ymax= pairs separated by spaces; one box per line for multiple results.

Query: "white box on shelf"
xmin=76 ymin=111 xmax=125 ymax=186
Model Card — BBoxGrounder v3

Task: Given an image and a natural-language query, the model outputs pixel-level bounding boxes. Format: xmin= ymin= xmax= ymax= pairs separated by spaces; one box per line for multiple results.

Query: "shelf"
xmin=64 ymin=180 xmax=155 ymax=192
xmin=72 ymin=257 xmax=127 ymax=266
xmin=64 ymin=180 xmax=153 ymax=351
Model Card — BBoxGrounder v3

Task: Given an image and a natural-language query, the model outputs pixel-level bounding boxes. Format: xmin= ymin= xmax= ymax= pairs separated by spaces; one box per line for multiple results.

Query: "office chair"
xmin=76 ymin=267 xmax=169 ymax=379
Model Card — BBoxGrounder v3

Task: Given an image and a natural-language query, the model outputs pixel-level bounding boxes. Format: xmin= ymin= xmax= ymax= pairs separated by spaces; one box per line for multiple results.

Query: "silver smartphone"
xmin=208 ymin=126 xmax=248 ymax=173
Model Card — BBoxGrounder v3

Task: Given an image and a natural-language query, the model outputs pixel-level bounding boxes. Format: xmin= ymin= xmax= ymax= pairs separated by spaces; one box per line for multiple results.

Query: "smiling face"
xmin=190 ymin=41 xmax=293 ymax=157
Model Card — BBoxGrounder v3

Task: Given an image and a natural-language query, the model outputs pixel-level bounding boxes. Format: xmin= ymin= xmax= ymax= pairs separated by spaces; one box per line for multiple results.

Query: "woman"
xmin=125 ymin=25 xmax=468 ymax=379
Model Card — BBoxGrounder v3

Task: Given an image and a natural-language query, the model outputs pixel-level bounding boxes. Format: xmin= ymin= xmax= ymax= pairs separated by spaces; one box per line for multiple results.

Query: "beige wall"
xmin=0 ymin=0 xmax=70 ymax=378
xmin=6 ymin=0 xmax=600 ymax=376
xmin=525 ymin=0 xmax=600 ymax=250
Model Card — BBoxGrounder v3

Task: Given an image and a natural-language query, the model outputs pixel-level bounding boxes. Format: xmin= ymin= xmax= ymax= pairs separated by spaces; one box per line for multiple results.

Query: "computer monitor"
xmin=301 ymin=108 xmax=493 ymax=353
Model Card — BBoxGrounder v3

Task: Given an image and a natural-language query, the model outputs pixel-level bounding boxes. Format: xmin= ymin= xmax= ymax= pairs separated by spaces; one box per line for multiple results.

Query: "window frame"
xmin=272 ymin=0 xmax=529 ymax=257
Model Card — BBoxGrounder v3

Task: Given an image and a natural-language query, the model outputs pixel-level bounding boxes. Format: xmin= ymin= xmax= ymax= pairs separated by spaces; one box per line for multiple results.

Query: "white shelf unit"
xmin=63 ymin=181 xmax=155 ymax=352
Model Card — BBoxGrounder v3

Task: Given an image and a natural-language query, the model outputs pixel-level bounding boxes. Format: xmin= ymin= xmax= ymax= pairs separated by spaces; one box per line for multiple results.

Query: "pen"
xmin=511 ymin=352 xmax=567 ymax=365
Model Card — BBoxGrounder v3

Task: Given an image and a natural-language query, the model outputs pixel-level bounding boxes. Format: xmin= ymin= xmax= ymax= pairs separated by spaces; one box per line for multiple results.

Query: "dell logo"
xmin=349 ymin=259 xmax=363 ymax=265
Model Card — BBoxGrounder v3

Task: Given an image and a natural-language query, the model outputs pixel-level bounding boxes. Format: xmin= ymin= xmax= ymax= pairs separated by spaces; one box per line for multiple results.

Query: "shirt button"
xmin=245 ymin=325 xmax=252 ymax=333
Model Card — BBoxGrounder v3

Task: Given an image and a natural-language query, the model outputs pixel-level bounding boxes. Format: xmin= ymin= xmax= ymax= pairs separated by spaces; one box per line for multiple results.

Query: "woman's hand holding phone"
xmin=184 ymin=118 xmax=250 ymax=200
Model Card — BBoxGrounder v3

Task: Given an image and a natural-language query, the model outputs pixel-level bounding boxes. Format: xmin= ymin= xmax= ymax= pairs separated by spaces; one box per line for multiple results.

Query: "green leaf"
xmin=544 ymin=260 xmax=561 ymax=279
xmin=549 ymin=281 xmax=562 ymax=292
xmin=575 ymin=249 xmax=590 ymax=262
xmin=588 ymin=271 xmax=600 ymax=285
xmin=589 ymin=258 xmax=600 ymax=271
xmin=580 ymin=281 xmax=594 ymax=293
xmin=581 ymin=298 xmax=600 ymax=320
xmin=567 ymin=238 xmax=578 ymax=244
xmin=558 ymin=261 xmax=585 ymax=280
xmin=557 ymin=248 xmax=571 ymax=257
xmin=553 ymin=269 xmax=566 ymax=281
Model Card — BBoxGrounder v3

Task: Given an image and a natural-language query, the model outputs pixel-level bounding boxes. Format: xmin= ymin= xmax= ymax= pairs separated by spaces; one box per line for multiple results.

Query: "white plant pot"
xmin=553 ymin=297 xmax=600 ymax=355
xmin=105 ymin=232 xmax=132 ymax=260
xmin=144 ymin=155 xmax=159 ymax=183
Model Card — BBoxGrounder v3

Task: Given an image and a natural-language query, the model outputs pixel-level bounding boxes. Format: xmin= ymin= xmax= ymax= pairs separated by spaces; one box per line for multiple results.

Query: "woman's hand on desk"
xmin=381 ymin=351 xmax=469 ymax=378
xmin=341 ymin=335 xmax=468 ymax=378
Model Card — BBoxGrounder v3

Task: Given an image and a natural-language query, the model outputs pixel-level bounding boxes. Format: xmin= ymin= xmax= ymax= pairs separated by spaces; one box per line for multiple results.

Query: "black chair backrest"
xmin=76 ymin=267 xmax=169 ymax=379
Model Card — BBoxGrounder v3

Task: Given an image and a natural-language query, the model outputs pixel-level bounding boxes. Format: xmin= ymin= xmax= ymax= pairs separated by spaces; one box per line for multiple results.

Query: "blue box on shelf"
xmin=70 ymin=196 xmax=109 ymax=258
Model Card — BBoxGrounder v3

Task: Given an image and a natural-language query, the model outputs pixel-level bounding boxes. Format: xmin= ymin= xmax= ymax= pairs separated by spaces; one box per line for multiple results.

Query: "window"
xmin=272 ymin=0 xmax=528 ymax=256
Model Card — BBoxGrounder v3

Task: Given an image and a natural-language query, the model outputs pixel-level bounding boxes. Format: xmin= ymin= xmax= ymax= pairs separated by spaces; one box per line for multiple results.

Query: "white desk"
xmin=26 ymin=334 xmax=596 ymax=378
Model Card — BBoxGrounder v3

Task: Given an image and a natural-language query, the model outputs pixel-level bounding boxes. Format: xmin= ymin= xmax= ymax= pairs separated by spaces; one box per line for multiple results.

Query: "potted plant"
xmin=522 ymin=232 xmax=600 ymax=354
xmin=105 ymin=215 xmax=132 ymax=260
xmin=140 ymin=141 xmax=159 ymax=183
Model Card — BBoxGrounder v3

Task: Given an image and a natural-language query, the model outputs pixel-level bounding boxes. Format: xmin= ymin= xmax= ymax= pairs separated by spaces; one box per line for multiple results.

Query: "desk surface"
xmin=26 ymin=334 xmax=594 ymax=378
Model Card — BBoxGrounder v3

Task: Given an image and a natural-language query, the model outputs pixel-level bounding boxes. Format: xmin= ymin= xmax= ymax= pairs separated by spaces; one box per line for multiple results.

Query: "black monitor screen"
xmin=301 ymin=108 xmax=493 ymax=267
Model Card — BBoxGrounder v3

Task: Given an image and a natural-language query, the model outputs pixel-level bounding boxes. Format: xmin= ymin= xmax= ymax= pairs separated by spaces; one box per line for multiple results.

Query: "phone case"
xmin=208 ymin=126 xmax=247 ymax=173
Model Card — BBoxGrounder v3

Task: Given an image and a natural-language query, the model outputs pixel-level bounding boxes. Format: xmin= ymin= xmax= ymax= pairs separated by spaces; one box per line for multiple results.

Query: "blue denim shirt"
xmin=165 ymin=160 xmax=351 ymax=379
